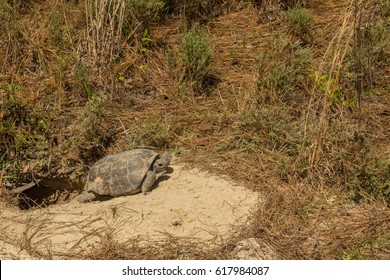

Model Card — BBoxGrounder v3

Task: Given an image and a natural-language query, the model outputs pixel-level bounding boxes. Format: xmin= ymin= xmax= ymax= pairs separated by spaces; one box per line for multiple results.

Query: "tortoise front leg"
xmin=141 ymin=170 xmax=157 ymax=195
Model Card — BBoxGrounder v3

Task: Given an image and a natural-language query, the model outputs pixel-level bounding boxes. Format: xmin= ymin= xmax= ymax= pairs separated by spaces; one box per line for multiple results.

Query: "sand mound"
xmin=0 ymin=164 xmax=257 ymax=259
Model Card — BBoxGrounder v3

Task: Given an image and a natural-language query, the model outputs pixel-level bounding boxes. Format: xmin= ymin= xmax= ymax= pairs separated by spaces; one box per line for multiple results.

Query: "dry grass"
xmin=82 ymin=0 xmax=125 ymax=76
xmin=1 ymin=0 xmax=389 ymax=259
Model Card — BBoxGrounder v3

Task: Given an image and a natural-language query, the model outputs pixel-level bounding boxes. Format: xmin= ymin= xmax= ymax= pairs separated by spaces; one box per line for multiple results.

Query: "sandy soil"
xmin=0 ymin=163 xmax=258 ymax=259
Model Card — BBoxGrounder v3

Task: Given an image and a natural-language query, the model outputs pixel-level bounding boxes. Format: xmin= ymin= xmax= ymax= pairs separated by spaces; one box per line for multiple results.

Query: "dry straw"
xmin=83 ymin=0 xmax=125 ymax=75
xmin=303 ymin=2 xmax=356 ymax=179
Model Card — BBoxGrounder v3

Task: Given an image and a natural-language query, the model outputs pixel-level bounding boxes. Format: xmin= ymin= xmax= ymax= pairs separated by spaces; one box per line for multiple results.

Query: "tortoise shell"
xmin=86 ymin=149 xmax=160 ymax=196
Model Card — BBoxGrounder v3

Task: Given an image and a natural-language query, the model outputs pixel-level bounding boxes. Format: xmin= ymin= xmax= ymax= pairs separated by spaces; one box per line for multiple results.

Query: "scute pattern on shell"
xmin=86 ymin=149 xmax=159 ymax=196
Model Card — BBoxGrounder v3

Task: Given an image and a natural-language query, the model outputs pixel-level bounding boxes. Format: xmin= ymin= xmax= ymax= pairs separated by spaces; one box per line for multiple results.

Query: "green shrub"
xmin=284 ymin=7 xmax=313 ymax=44
xmin=140 ymin=118 xmax=172 ymax=148
xmin=363 ymin=19 xmax=389 ymax=67
xmin=179 ymin=23 xmax=213 ymax=92
xmin=341 ymin=234 xmax=390 ymax=260
xmin=123 ymin=115 xmax=173 ymax=150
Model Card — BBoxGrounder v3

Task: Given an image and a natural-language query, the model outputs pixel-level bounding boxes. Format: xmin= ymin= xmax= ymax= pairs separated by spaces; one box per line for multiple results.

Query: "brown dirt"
xmin=0 ymin=162 xmax=257 ymax=259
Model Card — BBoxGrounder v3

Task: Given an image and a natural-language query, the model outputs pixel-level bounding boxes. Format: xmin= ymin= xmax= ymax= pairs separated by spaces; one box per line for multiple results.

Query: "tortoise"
xmin=78 ymin=149 xmax=170 ymax=203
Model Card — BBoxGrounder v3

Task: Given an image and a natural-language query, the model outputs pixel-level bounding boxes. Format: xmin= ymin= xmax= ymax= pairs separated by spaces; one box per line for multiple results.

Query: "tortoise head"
xmin=153 ymin=151 xmax=171 ymax=174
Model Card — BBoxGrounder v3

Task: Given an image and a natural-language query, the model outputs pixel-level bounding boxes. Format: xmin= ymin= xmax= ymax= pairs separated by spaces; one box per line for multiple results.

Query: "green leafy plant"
xmin=140 ymin=28 xmax=155 ymax=53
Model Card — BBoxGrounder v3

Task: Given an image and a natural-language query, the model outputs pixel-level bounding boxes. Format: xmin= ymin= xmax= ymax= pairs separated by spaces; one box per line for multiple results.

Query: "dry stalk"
xmin=83 ymin=0 xmax=125 ymax=77
xmin=305 ymin=3 xmax=355 ymax=171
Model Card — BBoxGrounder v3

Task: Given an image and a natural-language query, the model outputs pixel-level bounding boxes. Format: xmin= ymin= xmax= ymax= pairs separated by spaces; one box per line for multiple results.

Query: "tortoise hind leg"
xmin=141 ymin=170 xmax=157 ymax=195
xmin=78 ymin=191 xmax=97 ymax=203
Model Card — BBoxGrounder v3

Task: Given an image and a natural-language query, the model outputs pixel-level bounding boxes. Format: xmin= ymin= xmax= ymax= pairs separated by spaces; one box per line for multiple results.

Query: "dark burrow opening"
xmin=16 ymin=183 xmax=77 ymax=210
xmin=17 ymin=185 xmax=72 ymax=210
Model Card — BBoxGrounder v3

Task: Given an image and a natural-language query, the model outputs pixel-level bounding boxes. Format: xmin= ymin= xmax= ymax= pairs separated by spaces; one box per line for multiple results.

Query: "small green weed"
xmin=139 ymin=28 xmax=155 ymax=54
xmin=179 ymin=23 xmax=213 ymax=93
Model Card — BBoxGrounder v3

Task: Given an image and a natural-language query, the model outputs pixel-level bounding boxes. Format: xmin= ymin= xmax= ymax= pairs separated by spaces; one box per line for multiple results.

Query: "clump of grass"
xmin=73 ymin=59 xmax=92 ymax=98
xmin=123 ymin=0 xmax=164 ymax=36
xmin=279 ymin=0 xmax=304 ymax=9
xmin=141 ymin=119 xmax=172 ymax=148
xmin=346 ymin=16 xmax=389 ymax=95
xmin=67 ymin=93 xmax=107 ymax=163
xmin=284 ymin=6 xmax=313 ymax=44
xmin=341 ymin=233 xmax=390 ymax=260
xmin=351 ymin=158 xmax=390 ymax=204
xmin=0 ymin=1 xmax=12 ymax=36
xmin=179 ymin=23 xmax=213 ymax=93
xmin=48 ymin=7 xmax=68 ymax=46
xmin=256 ymin=34 xmax=313 ymax=103
xmin=0 ymin=83 xmax=50 ymax=186
xmin=219 ymin=106 xmax=304 ymax=154
xmin=381 ymin=1 xmax=390 ymax=17
xmin=125 ymin=115 xmax=173 ymax=150
xmin=165 ymin=0 xmax=221 ymax=25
